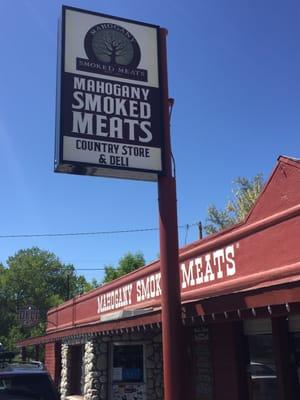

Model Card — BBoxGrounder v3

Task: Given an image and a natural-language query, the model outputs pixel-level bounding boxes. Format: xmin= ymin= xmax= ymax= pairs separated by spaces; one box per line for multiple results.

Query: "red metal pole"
xmin=158 ymin=28 xmax=185 ymax=400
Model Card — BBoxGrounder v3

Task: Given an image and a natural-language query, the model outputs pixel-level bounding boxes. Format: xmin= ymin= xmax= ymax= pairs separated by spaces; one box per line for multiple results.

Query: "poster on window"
xmin=55 ymin=6 xmax=164 ymax=181
xmin=112 ymin=383 xmax=146 ymax=400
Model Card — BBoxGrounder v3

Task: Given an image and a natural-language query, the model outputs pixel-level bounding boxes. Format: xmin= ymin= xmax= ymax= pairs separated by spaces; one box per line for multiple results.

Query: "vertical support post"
xmin=67 ymin=273 xmax=70 ymax=301
xmin=158 ymin=28 xmax=185 ymax=400
xmin=35 ymin=344 xmax=40 ymax=361
xmin=211 ymin=322 xmax=249 ymax=400
xmin=198 ymin=221 xmax=203 ymax=239
xmin=21 ymin=346 xmax=27 ymax=362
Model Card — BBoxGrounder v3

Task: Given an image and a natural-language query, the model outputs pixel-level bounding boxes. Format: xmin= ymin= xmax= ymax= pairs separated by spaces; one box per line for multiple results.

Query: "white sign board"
xmin=55 ymin=6 xmax=164 ymax=181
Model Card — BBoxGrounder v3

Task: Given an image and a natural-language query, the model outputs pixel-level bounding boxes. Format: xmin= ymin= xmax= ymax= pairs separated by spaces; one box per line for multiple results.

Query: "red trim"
xmin=17 ymin=310 xmax=162 ymax=346
xmin=46 ymin=202 xmax=300 ymax=333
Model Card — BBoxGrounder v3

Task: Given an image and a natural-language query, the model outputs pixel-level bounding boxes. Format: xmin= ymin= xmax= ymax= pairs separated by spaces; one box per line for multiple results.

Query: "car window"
xmin=0 ymin=374 xmax=57 ymax=400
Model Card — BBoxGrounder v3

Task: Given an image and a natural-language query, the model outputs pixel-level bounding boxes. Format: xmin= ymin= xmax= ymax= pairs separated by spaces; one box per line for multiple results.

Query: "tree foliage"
xmin=204 ymin=174 xmax=264 ymax=235
xmin=103 ymin=252 xmax=145 ymax=283
xmin=0 ymin=247 xmax=94 ymax=351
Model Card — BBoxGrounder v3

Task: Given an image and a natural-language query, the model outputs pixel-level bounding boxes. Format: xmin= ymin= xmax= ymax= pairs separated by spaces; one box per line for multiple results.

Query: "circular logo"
xmin=84 ymin=23 xmax=141 ymax=68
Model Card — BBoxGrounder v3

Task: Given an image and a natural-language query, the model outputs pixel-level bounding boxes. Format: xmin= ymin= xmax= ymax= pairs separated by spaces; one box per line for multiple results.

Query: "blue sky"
xmin=0 ymin=0 xmax=299 ymax=283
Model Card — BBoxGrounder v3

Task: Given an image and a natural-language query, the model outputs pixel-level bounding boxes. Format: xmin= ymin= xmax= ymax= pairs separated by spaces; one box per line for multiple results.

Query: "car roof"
xmin=0 ymin=363 xmax=47 ymax=375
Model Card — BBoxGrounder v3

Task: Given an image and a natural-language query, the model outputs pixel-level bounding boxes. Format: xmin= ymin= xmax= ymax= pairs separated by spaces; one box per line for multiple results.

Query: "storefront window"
xmin=112 ymin=344 xmax=144 ymax=383
xmin=247 ymin=334 xmax=277 ymax=400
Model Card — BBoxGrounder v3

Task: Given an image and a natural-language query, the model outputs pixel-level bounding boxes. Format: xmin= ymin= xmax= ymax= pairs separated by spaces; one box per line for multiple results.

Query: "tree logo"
xmin=76 ymin=23 xmax=147 ymax=82
xmin=85 ymin=23 xmax=141 ymax=68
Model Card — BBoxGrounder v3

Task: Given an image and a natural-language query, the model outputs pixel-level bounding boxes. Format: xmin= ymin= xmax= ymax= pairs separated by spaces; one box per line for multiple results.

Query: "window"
xmin=246 ymin=334 xmax=278 ymax=400
xmin=112 ymin=344 xmax=144 ymax=383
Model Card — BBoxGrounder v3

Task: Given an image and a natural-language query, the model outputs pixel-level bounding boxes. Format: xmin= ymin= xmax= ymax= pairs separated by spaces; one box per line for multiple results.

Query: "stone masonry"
xmin=59 ymin=329 xmax=163 ymax=400
xmin=60 ymin=343 xmax=71 ymax=400
xmin=83 ymin=339 xmax=108 ymax=400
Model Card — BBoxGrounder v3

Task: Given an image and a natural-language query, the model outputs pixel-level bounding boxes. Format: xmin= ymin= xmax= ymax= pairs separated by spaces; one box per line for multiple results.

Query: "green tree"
xmin=0 ymin=247 xmax=94 ymax=351
xmin=103 ymin=252 xmax=145 ymax=283
xmin=0 ymin=263 xmax=11 ymax=345
xmin=204 ymin=174 xmax=264 ymax=235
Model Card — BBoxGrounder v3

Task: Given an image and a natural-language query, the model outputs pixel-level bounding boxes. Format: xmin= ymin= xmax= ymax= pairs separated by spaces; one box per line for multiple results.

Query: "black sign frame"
xmin=55 ymin=6 xmax=165 ymax=181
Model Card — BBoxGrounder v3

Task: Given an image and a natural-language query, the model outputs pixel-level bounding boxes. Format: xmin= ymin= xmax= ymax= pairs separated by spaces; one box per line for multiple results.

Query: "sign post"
xmin=157 ymin=28 xmax=185 ymax=400
xmin=55 ymin=7 xmax=185 ymax=400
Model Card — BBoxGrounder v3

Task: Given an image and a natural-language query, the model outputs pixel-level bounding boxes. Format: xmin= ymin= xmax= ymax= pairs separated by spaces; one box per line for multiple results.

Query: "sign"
xmin=96 ymin=243 xmax=238 ymax=319
xmin=17 ymin=306 xmax=39 ymax=327
xmin=55 ymin=6 xmax=164 ymax=181
xmin=112 ymin=383 xmax=145 ymax=400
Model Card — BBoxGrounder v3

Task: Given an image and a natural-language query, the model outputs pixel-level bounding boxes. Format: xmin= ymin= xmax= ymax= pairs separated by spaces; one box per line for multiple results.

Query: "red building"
xmin=19 ymin=156 xmax=300 ymax=400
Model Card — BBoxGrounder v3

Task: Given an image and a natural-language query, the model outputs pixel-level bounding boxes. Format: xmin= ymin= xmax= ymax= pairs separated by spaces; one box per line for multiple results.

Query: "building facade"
xmin=19 ymin=156 xmax=300 ymax=400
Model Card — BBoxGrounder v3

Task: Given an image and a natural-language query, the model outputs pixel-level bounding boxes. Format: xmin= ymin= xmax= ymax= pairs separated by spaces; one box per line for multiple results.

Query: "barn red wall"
xmin=247 ymin=157 xmax=300 ymax=223
xmin=44 ymin=342 xmax=61 ymax=386
xmin=47 ymin=209 xmax=300 ymax=333
xmin=46 ymin=157 xmax=300 ymax=334
xmin=44 ymin=343 xmax=56 ymax=381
